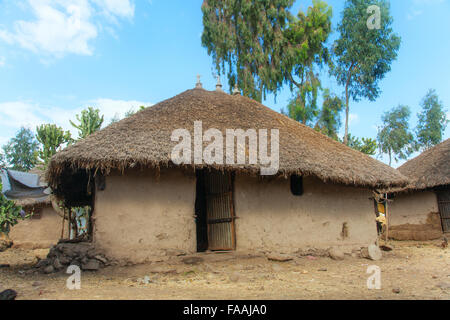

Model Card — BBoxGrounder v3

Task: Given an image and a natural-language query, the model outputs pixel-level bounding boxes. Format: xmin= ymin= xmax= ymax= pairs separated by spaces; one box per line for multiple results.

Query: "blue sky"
xmin=0 ymin=0 xmax=449 ymax=167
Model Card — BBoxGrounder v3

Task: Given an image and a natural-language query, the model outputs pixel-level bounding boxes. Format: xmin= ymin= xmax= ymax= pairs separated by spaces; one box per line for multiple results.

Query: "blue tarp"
xmin=0 ymin=168 xmax=49 ymax=201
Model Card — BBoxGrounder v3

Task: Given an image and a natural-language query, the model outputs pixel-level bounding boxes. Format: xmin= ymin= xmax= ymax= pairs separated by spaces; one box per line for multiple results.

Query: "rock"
xmin=266 ymin=253 xmax=294 ymax=262
xmin=0 ymin=289 xmax=17 ymax=300
xmin=181 ymin=256 xmax=204 ymax=265
xmin=53 ymin=258 xmax=63 ymax=270
xmin=380 ymin=244 xmax=393 ymax=252
xmin=328 ymin=247 xmax=345 ymax=261
xmin=32 ymin=281 xmax=43 ymax=287
xmin=81 ymin=259 xmax=100 ymax=271
xmin=306 ymin=256 xmax=317 ymax=261
xmin=0 ymin=264 xmax=10 ymax=268
xmin=0 ymin=239 xmax=13 ymax=252
xmin=70 ymin=259 xmax=81 ymax=267
xmin=229 ymin=272 xmax=240 ymax=283
xmin=436 ymin=282 xmax=450 ymax=290
xmin=362 ymin=245 xmax=382 ymax=261
xmin=318 ymin=268 xmax=327 ymax=272
xmin=392 ymin=288 xmax=401 ymax=294
xmin=35 ymin=259 xmax=49 ymax=268
xmin=43 ymin=265 xmax=55 ymax=274
xmin=94 ymin=255 xmax=108 ymax=264
xmin=367 ymin=244 xmax=382 ymax=261
xmin=59 ymin=256 xmax=71 ymax=265
xmin=138 ymin=276 xmax=152 ymax=285
xmin=165 ymin=249 xmax=187 ymax=257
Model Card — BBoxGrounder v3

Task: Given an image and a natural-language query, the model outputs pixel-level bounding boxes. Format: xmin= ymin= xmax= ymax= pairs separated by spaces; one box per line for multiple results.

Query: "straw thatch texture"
xmin=397 ymin=138 xmax=450 ymax=191
xmin=47 ymin=89 xmax=407 ymax=190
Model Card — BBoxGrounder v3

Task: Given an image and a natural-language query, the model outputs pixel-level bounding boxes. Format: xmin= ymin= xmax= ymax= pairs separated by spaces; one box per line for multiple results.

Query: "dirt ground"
xmin=0 ymin=240 xmax=449 ymax=300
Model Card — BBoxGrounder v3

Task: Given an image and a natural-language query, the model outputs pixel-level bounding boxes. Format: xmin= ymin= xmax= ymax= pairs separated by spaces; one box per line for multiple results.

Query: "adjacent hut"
xmin=9 ymin=168 xmax=67 ymax=249
xmin=387 ymin=139 xmax=450 ymax=240
xmin=47 ymin=86 xmax=407 ymax=264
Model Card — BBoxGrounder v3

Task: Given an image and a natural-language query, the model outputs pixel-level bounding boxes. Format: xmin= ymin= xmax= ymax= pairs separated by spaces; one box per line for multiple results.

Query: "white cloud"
xmin=0 ymin=0 xmax=135 ymax=58
xmin=0 ymin=97 xmax=152 ymax=142
xmin=0 ymin=57 xmax=5 ymax=67
xmin=88 ymin=98 xmax=153 ymax=123
xmin=407 ymin=0 xmax=446 ymax=20
xmin=349 ymin=113 xmax=359 ymax=125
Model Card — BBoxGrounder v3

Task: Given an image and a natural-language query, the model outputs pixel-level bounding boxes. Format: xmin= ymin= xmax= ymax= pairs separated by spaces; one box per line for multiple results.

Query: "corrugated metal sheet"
xmin=205 ymin=171 xmax=235 ymax=250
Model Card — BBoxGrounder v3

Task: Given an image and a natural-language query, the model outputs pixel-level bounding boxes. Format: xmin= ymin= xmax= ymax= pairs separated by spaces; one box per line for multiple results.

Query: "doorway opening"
xmin=195 ymin=169 xmax=236 ymax=252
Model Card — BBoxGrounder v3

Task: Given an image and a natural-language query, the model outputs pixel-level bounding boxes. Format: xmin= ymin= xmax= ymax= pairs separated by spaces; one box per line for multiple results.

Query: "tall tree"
xmin=2 ymin=127 xmax=39 ymax=171
xmin=70 ymin=107 xmax=104 ymax=140
xmin=36 ymin=124 xmax=73 ymax=166
xmin=345 ymin=134 xmax=377 ymax=155
xmin=377 ymin=105 xmax=415 ymax=166
xmin=330 ymin=0 xmax=401 ymax=145
xmin=314 ymin=89 xmax=344 ymax=139
xmin=416 ymin=89 xmax=448 ymax=150
xmin=202 ymin=0 xmax=294 ymax=100
xmin=283 ymin=0 xmax=333 ymax=120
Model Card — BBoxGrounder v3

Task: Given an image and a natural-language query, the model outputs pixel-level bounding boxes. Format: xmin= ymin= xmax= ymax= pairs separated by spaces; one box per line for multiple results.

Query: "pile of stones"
xmin=34 ymin=241 xmax=109 ymax=274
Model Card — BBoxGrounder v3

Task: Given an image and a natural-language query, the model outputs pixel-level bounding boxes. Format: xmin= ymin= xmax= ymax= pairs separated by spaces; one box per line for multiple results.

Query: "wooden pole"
xmin=68 ymin=207 xmax=72 ymax=240
xmin=385 ymin=193 xmax=389 ymax=243
xmin=60 ymin=208 xmax=66 ymax=239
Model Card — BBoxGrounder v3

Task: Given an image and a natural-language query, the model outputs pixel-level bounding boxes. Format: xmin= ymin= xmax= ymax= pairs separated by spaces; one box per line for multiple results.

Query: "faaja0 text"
xmin=183 ymin=304 xmax=267 ymax=317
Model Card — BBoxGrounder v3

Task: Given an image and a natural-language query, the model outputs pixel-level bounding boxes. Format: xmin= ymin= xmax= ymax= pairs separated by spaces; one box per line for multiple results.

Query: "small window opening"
xmin=290 ymin=175 xmax=303 ymax=196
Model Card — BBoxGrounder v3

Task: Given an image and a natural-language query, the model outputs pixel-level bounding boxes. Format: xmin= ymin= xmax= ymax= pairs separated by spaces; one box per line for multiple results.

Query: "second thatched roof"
xmin=397 ymin=138 xmax=450 ymax=191
xmin=47 ymin=88 xmax=408 ymax=190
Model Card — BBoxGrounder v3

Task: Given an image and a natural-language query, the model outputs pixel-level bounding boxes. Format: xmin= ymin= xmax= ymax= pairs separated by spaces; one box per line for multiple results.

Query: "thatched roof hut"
xmin=7 ymin=167 xmax=66 ymax=249
xmin=385 ymin=139 xmax=450 ymax=239
xmin=47 ymin=88 xmax=407 ymax=197
xmin=397 ymin=138 xmax=450 ymax=191
xmin=45 ymin=87 xmax=410 ymax=262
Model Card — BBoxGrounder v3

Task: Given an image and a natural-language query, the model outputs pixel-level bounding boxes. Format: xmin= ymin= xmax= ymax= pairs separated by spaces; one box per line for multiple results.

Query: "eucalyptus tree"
xmin=330 ymin=0 xmax=401 ymax=145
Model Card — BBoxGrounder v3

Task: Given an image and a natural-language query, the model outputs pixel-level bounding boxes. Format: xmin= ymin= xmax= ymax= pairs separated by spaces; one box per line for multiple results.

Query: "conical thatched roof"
xmin=397 ymin=138 xmax=450 ymax=191
xmin=47 ymin=89 xmax=407 ymax=190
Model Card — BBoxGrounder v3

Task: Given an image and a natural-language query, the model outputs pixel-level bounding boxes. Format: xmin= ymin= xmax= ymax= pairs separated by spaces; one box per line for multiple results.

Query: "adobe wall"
xmin=93 ymin=168 xmax=197 ymax=264
xmin=388 ymin=191 xmax=442 ymax=240
xmin=9 ymin=206 xmax=65 ymax=249
xmin=234 ymin=175 xmax=378 ymax=254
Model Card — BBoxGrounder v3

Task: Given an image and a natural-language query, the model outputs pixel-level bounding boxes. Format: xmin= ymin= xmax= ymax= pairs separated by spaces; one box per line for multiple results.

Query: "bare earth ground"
xmin=0 ymin=241 xmax=449 ymax=300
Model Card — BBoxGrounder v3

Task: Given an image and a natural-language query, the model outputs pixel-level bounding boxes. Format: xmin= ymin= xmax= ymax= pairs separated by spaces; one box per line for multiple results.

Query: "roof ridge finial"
xmin=232 ymin=83 xmax=240 ymax=95
xmin=215 ymin=75 xmax=223 ymax=92
xmin=195 ymin=75 xmax=203 ymax=89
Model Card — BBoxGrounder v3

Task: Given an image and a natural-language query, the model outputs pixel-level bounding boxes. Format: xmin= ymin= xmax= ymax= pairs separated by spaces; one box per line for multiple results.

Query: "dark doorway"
xmin=195 ymin=169 xmax=236 ymax=252
xmin=436 ymin=188 xmax=450 ymax=233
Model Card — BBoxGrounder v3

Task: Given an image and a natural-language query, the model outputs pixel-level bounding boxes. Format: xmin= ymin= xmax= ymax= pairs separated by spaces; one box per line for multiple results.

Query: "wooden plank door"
xmin=204 ymin=171 xmax=236 ymax=251
xmin=437 ymin=189 xmax=450 ymax=233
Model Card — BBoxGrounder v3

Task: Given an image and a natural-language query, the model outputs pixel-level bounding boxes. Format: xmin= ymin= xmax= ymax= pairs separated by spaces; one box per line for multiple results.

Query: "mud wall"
xmin=93 ymin=168 xmax=197 ymax=264
xmin=9 ymin=206 xmax=65 ymax=249
xmin=388 ymin=191 xmax=442 ymax=240
xmin=234 ymin=175 xmax=378 ymax=254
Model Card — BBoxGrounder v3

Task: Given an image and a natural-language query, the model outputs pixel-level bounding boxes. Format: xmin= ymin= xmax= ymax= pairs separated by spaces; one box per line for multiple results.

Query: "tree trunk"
xmin=343 ymin=64 xmax=355 ymax=146
xmin=344 ymin=85 xmax=350 ymax=145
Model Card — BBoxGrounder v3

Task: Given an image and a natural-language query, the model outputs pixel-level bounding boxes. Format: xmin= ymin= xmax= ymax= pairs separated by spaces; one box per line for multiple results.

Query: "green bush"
xmin=0 ymin=182 xmax=25 ymax=235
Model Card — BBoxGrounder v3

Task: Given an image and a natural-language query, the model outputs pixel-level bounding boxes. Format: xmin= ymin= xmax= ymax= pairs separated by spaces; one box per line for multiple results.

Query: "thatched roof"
xmin=15 ymin=197 xmax=51 ymax=211
xmin=47 ymin=89 xmax=407 ymax=190
xmin=396 ymin=138 xmax=450 ymax=191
